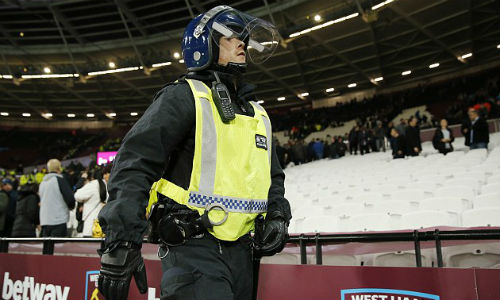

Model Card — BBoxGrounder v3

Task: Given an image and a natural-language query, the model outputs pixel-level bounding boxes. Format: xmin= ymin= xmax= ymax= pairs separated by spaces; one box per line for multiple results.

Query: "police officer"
xmin=97 ymin=6 xmax=291 ymax=300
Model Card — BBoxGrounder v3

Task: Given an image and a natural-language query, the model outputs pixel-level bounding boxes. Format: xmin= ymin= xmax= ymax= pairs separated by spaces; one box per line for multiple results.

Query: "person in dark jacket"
xmin=0 ymin=187 xmax=8 ymax=236
xmin=1 ymin=178 xmax=18 ymax=237
xmin=432 ymin=118 xmax=454 ymax=155
xmin=405 ymin=116 xmax=422 ymax=156
xmin=349 ymin=126 xmax=359 ymax=155
xmin=12 ymin=183 xmax=40 ymax=237
xmin=358 ymin=127 xmax=370 ymax=155
xmin=390 ymin=128 xmax=406 ymax=159
xmin=461 ymin=108 xmax=489 ymax=149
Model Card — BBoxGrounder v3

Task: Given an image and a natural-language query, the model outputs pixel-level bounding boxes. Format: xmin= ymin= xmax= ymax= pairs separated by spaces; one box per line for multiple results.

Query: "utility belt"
xmin=147 ymin=196 xmax=229 ymax=247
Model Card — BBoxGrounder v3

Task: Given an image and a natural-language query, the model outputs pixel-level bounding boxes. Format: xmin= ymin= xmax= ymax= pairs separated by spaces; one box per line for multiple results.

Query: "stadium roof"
xmin=0 ymin=0 xmax=499 ymax=121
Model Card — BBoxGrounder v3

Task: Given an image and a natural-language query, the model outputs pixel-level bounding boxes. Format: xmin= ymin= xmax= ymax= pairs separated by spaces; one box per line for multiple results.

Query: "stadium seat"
xmin=481 ymin=183 xmax=500 ymax=195
xmin=487 ymin=175 xmax=500 ymax=185
xmin=434 ymin=186 xmax=475 ymax=201
xmin=443 ymin=243 xmax=500 ymax=268
xmin=368 ymin=200 xmax=412 ymax=215
xmin=309 ymin=254 xmax=361 ymax=266
xmin=350 ymin=192 xmax=383 ymax=205
xmin=400 ymin=210 xmax=458 ymax=229
xmin=338 ymin=213 xmax=391 ymax=232
xmin=388 ymin=189 xmax=427 ymax=204
xmin=372 ymin=251 xmax=432 ymax=267
xmin=474 ymin=193 xmax=500 ymax=208
xmin=462 ymin=207 xmax=500 ymax=227
xmin=261 ymin=253 xmax=301 ymax=265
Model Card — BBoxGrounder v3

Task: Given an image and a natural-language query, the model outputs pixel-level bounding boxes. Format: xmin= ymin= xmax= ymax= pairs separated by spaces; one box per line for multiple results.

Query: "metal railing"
xmin=1 ymin=228 xmax=499 ymax=267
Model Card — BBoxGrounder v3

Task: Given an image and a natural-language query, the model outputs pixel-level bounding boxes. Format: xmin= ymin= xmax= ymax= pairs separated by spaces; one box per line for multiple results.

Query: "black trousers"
xmin=40 ymin=223 xmax=67 ymax=237
xmin=160 ymin=233 xmax=253 ymax=300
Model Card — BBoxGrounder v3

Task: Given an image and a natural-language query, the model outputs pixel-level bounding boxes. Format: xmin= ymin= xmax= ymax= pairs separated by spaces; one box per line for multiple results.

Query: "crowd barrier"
xmin=1 ymin=228 xmax=499 ymax=300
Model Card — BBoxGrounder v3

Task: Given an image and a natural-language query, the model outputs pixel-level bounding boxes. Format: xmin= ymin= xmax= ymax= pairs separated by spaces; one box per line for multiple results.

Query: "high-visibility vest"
xmin=148 ymin=79 xmax=272 ymax=241
xmin=35 ymin=172 xmax=45 ymax=184
xmin=20 ymin=174 xmax=35 ymax=186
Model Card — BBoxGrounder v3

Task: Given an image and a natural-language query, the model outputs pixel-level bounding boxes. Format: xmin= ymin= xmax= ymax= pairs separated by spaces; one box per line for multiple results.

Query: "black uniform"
xmin=98 ymin=71 xmax=291 ymax=300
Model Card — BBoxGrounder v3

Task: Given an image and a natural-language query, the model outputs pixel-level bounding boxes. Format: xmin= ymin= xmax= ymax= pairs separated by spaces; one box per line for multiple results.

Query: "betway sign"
xmin=2 ymin=272 xmax=70 ymax=300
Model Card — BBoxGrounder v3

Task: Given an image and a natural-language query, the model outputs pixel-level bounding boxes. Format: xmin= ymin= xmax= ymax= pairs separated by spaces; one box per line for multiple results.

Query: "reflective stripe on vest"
xmin=148 ymin=79 xmax=273 ymax=241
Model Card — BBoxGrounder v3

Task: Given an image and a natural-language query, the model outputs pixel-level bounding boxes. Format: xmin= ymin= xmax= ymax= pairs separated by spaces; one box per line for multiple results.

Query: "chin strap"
xmin=212 ymin=62 xmax=247 ymax=75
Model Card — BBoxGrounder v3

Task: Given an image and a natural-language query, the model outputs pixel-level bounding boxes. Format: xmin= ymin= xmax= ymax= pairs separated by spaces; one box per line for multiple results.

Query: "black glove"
xmin=253 ymin=210 xmax=289 ymax=257
xmin=98 ymin=242 xmax=148 ymax=300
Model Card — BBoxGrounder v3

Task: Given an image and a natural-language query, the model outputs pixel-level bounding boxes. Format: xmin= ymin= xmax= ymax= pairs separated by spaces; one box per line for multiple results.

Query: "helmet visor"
xmin=211 ymin=10 xmax=279 ymax=64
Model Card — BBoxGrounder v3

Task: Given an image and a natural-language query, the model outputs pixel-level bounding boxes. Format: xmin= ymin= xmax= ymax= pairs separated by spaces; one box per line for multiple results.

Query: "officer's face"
xmin=218 ymin=37 xmax=246 ymax=66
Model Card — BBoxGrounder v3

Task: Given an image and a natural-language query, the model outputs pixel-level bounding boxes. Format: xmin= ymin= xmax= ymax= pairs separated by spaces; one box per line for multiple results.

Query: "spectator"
xmin=39 ymin=159 xmax=76 ymax=237
xmin=374 ymin=121 xmax=386 ymax=152
xmin=390 ymin=128 xmax=406 ymax=159
xmin=432 ymin=119 xmax=454 ymax=155
xmin=349 ymin=126 xmax=359 ymax=155
xmin=461 ymin=107 xmax=489 ymax=149
xmin=396 ymin=119 xmax=407 ymax=136
xmin=358 ymin=127 xmax=370 ymax=155
xmin=74 ymin=169 xmax=107 ymax=237
xmin=312 ymin=138 xmax=324 ymax=160
xmin=291 ymin=140 xmax=306 ymax=165
xmin=12 ymin=182 xmax=40 ymax=237
xmin=405 ymin=116 xmax=422 ymax=156
xmin=337 ymin=137 xmax=347 ymax=157
xmin=0 ymin=183 xmax=8 ymax=236
xmin=1 ymin=178 xmax=18 ymax=237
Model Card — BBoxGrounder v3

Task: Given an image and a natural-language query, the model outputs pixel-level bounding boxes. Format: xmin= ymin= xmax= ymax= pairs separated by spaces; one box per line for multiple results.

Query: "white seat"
xmin=298 ymin=216 xmax=339 ymax=233
xmin=406 ymin=182 xmax=438 ymax=194
xmin=420 ymin=197 xmax=472 ymax=212
xmin=474 ymin=193 xmax=500 ymax=208
xmin=373 ymin=251 xmax=431 ymax=267
xmin=487 ymin=175 xmax=500 ymax=185
xmin=261 ymin=253 xmax=301 ymax=265
xmin=434 ymin=186 xmax=475 ymax=201
xmin=389 ymin=189 xmax=427 ymax=203
xmin=368 ymin=200 xmax=412 ymax=215
xmin=481 ymin=183 xmax=500 ymax=195
xmin=444 ymin=243 xmax=500 ymax=268
xmin=400 ymin=210 xmax=459 ymax=229
xmin=444 ymin=178 xmax=480 ymax=192
xmin=338 ymin=213 xmax=391 ymax=232
xmin=350 ymin=192 xmax=383 ymax=205
xmin=462 ymin=207 xmax=500 ymax=227
xmin=330 ymin=203 xmax=365 ymax=217
xmin=309 ymin=254 xmax=360 ymax=266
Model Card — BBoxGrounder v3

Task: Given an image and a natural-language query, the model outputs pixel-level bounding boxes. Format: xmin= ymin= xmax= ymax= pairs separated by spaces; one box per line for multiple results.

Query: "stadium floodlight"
xmin=179 ymin=59 xmax=185 ymax=63
xmin=108 ymin=62 xmax=116 ymax=68
xmin=22 ymin=74 xmax=77 ymax=79
xmin=257 ymin=100 xmax=264 ymax=104
xmin=277 ymin=96 xmax=286 ymax=101
xmin=173 ymin=52 xmax=181 ymax=59
xmin=86 ymin=113 xmax=95 ymax=118
xmin=372 ymin=0 xmax=394 ymax=10
xmin=130 ymin=112 xmax=138 ymax=116
xmin=497 ymin=44 xmax=500 ymax=49
xmin=88 ymin=67 xmax=139 ymax=76
xmin=429 ymin=63 xmax=440 ymax=69
xmin=325 ymin=88 xmax=335 ymax=93
xmin=0 ymin=75 xmax=13 ymax=79
xmin=152 ymin=62 xmax=172 ymax=68
xmin=402 ymin=70 xmax=412 ymax=76
xmin=43 ymin=67 xmax=51 ymax=74
xmin=22 ymin=113 xmax=31 ymax=117
xmin=299 ymin=92 xmax=309 ymax=97
xmin=460 ymin=53 xmax=472 ymax=59
xmin=0 ymin=112 xmax=9 ymax=116
xmin=289 ymin=13 xmax=358 ymax=38
xmin=42 ymin=113 xmax=53 ymax=118
xmin=106 ymin=112 xmax=117 ymax=118
xmin=67 ymin=113 xmax=75 ymax=118
xmin=314 ymin=15 xmax=321 ymax=22
xmin=348 ymin=83 xmax=357 ymax=88
xmin=374 ymin=77 xmax=383 ymax=82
